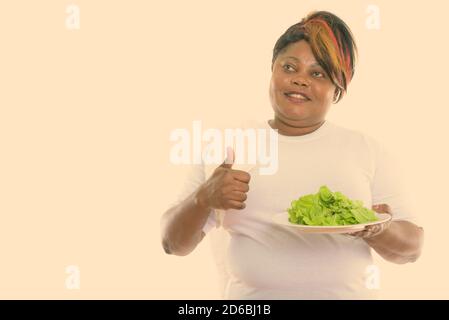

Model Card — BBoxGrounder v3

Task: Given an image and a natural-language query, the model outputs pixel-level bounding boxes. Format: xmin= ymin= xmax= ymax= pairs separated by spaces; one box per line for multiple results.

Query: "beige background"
xmin=0 ymin=0 xmax=448 ymax=299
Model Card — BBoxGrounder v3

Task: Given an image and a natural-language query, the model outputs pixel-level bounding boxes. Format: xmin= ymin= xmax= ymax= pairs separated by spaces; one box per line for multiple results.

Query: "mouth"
xmin=284 ymin=91 xmax=311 ymax=104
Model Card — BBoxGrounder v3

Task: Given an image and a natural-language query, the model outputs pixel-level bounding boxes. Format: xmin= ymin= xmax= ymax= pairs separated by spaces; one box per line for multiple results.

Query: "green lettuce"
xmin=287 ymin=185 xmax=378 ymax=226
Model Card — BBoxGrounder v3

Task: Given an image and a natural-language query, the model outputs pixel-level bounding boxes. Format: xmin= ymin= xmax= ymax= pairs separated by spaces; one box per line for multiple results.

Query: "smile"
xmin=284 ymin=92 xmax=310 ymax=104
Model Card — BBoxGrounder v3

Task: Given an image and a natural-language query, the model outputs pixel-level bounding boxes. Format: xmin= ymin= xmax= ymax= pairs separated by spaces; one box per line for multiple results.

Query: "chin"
xmin=277 ymin=105 xmax=310 ymax=121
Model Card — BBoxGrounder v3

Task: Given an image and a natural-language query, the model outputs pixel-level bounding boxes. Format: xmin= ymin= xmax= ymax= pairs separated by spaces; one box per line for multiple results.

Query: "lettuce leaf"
xmin=287 ymin=185 xmax=378 ymax=226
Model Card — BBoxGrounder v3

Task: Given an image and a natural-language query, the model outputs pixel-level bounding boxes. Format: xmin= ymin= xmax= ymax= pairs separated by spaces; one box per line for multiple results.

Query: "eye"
xmin=283 ymin=64 xmax=295 ymax=72
xmin=312 ymin=71 xmax=325 ymax=78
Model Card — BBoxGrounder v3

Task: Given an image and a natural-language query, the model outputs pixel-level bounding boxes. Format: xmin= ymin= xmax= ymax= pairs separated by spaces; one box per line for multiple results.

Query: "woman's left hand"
xmin=347 ymin=203 xmax=393 ymax=239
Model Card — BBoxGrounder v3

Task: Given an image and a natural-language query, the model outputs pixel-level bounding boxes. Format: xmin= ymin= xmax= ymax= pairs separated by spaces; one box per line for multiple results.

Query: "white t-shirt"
xmin=172 ymin=119 xmax=417 ymax=300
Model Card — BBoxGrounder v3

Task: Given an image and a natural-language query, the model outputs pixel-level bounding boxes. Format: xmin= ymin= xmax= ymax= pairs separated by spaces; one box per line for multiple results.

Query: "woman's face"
xmin=269 ymin=40 xmax=337 ymax=126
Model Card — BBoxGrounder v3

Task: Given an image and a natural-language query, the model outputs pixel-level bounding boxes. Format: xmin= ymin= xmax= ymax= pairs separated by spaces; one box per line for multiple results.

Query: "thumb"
xmin=221 ymin=146 xmax=235 ymax=169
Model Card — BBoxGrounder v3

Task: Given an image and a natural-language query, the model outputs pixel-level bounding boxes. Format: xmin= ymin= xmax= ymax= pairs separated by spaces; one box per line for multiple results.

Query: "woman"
xmin=160 ymin=11 xmax=424 ymax=299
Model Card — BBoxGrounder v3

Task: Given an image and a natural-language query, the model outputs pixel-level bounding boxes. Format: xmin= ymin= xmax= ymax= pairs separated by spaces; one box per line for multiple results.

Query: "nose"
xmin=291 ymin=75 xmax=310 ymax=87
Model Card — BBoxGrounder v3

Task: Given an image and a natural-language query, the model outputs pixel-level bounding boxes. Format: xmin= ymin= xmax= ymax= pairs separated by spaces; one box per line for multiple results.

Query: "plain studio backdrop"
xmin=0 ymin=0 xmax=448 ymax=299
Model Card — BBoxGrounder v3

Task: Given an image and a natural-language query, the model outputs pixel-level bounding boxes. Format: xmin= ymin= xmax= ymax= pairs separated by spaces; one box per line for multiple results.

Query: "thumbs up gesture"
xmin=197 ymin=147 xmax=251 ymax=210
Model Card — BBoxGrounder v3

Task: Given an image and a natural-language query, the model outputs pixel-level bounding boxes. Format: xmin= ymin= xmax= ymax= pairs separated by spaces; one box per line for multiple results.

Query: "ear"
xmin=333 ymin=88 xmax=341 ymax=103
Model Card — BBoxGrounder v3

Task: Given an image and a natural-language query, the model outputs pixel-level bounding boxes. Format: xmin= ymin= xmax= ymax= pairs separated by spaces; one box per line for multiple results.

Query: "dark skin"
xmin=351 ymin=204 xmax=424 ymax=264
xmin=196 ymin=147 xmax=250 ymax=211
xmin=269 ymin=40 xmax=424 ymax=264
xmin=161 ymin=39 xmax=424 ymax=263
xmin=161 ymin=147 xmax=250 ymax=256
xmin=269 ymin=40 xmax=336 ymax=136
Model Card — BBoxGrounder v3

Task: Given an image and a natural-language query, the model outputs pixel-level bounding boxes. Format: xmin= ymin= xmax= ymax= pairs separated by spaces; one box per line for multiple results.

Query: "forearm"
xmin=364 ymin=221 xmax=424 ymax=264
xmin=160 ymin=185 xmax=211 ymax=256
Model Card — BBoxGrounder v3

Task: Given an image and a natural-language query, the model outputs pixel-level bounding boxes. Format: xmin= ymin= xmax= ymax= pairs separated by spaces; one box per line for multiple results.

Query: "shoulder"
xmin=328 ymin=121 xmax=383 ymax=151
xmin=325 ymin=122 xmax=390 ymax=167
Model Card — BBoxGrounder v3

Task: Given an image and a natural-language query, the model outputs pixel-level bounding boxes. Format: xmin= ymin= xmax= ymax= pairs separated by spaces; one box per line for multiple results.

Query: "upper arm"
xmin=369 ymin=137 xmax=418 ymax=223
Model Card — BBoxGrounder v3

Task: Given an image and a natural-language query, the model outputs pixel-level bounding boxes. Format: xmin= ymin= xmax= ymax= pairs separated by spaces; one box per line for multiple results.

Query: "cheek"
xmin=269 ymin=75 xmax=282 ymax=100
xmin=269 ymin=79 xmax=275 ymax=101
xmin=312 ymin=84 xmax=335 ymax=103
xmin=271 ymin=73 xmax=291 ymax=97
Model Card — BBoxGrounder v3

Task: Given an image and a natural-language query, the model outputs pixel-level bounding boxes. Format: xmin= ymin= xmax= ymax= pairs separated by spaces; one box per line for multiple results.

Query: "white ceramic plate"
xmin=271 ymin=212 xmax=392 ymax=234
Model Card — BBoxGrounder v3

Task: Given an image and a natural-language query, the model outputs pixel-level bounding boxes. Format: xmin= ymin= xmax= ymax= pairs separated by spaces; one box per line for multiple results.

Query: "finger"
xmin=353 ymin=230 xmax=372 ymax=238
xmin=383 ymin=204 xmax=392 ymax=214
xmin=372 ymin=203 xmax=392 ymax=214
xmin=228 ymin=191 xmax=247 ymax=202
xmin=345 ymin=231 xmax=363 ymax=239
xmin=353 ymin=225 xmax=384 ymax=239
xmin=220 ymin=146 xmax=235 ymax=169
xmin=346 ymin=227 xmax=369 ymax=238
xmin=226 ymin=200 xmax=246 ymax=210
xmin=233 ymin=180 xmax=250 ymax=193
xmin=364 ymin=224 xmax=376 ymax=232
xmin=370 ymin=224 xmax=387 ymax=236
xmin=231 ymin=170 xmax=251 ymax=183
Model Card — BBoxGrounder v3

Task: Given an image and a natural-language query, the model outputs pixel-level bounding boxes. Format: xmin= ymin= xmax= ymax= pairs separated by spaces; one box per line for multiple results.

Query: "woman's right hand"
xmin=196 ymin=147 xmax=251 ymax=211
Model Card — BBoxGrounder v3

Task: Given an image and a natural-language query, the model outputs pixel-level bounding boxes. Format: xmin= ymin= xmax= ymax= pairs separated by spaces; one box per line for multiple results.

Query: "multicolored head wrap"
xmin=272 ymin=11 xmax=358 ymax=103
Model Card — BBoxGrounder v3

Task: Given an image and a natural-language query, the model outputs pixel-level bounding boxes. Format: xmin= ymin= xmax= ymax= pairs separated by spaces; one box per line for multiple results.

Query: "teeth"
xmin=287 ymin=93 xmax=308 ymax=100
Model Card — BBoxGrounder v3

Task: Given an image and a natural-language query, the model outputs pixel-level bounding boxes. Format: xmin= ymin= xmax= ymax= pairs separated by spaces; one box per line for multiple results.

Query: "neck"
xmin=269 ymin=116 xmax=325 ymax=136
